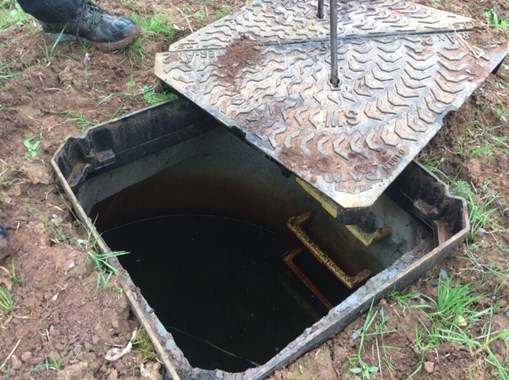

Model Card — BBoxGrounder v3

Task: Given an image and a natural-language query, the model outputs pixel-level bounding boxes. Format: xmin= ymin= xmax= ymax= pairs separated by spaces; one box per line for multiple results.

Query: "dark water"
xmin=101 ymin=214 xmax=334 ymax=372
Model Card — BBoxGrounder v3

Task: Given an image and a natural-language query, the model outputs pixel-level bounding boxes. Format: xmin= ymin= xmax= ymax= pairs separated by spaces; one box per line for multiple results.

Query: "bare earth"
xmin=0 ymin=0 xmax=508 ymax=379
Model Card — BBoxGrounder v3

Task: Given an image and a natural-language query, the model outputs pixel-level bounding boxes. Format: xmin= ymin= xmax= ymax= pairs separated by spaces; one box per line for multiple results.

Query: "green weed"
xmin=52 ymin=226 xmax=66 ymax=243
xmin=10 ymin=261 xmax=21 ymax=286
xmin=193 ymin=8 xmax=206 ymax=22
xmin=0 ymin=286 xmax=14 ymax=315
xmin=126 ymin=72 xmax=136 ymax=89
xmin=388 ymin=289 xmax=432 ymax=310
xmin=452 ymin=180 xmax=500 ymax=243
xmin=23 ymin=137 xmax=41 ymax=158
xmin=83 ymin=229 xmax=128 ymax=292
xmin=430 ymin=0 xmax=441 ymax=8
xmin=123 ymin=38 xmax=149 ymax=65
xmin=44 ymin=354 xmax=62 ymax=371
xmin=140 ymin=85 xmax=177 ymax=105
xmin=348 ymin=301 xmax=398 ymax=379
xmin=484 ymin=9 xmax=509 ymax=34
xmin=62 ymin=110 xmax=94 ymax=131
xmin=464 ymin=135 xmax=509 ymax=157
xmin=432 ymin=277 xmax=488 ymax=329
xmin=496 ymin=78 xmax=507 ymax=89
xmin=0 ymin=0 xmax=26 ymax=31
xmin=420 ymin=156 xmax=450 ymax=182
xmin=40 ymin=28 xmax=65 ymax=65
xmin=123 ymin=14 xmax=176 ymax=65
xmin=86 ymin=246 xmax=128 ymax=284
xmin=0 ymin=58 xmax=17 ymax=81
xmin=29 ymin=353 xmax=63 ymax=375
xmin=402 ymin=276 xmax=493 ymax=356
xmin=495 ymin=108 xmax=507 ymax=123
xmin=131 ymin=13 xmax=176 ymax=39
xmin=417 ymin=159 xmax=501 ymax=245
xmin=133 ymin=327 xmax=157 ymax=360
xmin=214 ymin=5 xmax=233 ymax=20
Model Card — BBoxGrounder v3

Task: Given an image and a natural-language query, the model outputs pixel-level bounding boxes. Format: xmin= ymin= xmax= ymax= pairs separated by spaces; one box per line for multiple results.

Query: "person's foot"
xmin=40 ymin=0 xmax=141 ymax=52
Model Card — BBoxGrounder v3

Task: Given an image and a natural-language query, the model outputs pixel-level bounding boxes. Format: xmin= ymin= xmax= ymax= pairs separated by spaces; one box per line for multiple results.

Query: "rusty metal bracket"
xmin=287 ymin=212 xmax=372 ymax=289
xmin=345 ymin=224 xmax=391 ymax=247
xmin=283 ymin=247 xmax=334 ymax=309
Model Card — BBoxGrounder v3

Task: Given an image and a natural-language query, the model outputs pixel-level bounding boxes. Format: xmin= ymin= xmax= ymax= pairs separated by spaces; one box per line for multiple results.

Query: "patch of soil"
xmin=217 ymin=35 xmax=263 ymax=80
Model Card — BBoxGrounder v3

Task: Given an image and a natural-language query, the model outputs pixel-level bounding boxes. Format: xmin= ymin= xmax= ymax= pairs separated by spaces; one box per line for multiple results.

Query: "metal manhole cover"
xmin=155 ymin=0 xmax=508 ymax=210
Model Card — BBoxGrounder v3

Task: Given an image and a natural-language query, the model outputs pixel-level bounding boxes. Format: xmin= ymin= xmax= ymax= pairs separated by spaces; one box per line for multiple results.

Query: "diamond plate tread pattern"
xmin=155 ymin=0 xmax=508 ymax=209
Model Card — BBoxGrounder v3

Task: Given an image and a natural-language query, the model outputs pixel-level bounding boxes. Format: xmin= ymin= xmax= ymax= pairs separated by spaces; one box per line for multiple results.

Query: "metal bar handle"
xmin=317 ymin=0 xmax=324 ymax=19
xmin=330 ymin=0 xmax=339 ymax=87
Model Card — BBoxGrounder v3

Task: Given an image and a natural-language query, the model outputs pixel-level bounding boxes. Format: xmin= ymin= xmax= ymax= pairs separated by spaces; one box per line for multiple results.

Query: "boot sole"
xmin=45 ymin=26 xmax=141 ymax=52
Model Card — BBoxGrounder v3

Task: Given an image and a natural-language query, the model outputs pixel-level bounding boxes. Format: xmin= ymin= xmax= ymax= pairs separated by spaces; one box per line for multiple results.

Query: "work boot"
xmin=40 ymin=0 xmax=141 ymax=52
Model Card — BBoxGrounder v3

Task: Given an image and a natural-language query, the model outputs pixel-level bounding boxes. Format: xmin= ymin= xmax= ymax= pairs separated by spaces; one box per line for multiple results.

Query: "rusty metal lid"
xmin=155 ymin=0 xmax=507 ymax=210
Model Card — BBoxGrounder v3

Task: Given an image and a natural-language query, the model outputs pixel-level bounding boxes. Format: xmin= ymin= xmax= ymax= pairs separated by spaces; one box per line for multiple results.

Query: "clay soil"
xmin=0 ymin=0 xmax=508 ymax=379
xmin=217 ymin=34 xmax=263 ymax=80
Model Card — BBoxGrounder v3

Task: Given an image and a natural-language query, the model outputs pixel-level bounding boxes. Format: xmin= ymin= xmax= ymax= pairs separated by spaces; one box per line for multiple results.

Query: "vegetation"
xmin=140 ymin=85 xmax=177 ymax=105
xmin=348 ymin=301 xmax=398 ymax=379
xmin=62 ymin=110 xmax=95 ymax=131
xmin=124 ymin=13 xmax=176 ymax=64
xmin=23 ymin=137 xmax=41 ymax=158
xmin=10 ymin=262 xmax=21 ymax=286
xmin=82 ymin=228 xmax=129 ymax=291
xmin=390 ymin=274 xmax=509 ymax=378
xmin=484 ymin=9 xmax=509 ymax=34
xmin=133 ymin=327 xmax=157 ymax=360
xmin=0 ymin=286 xmax=14 ymax=315
xmin=0 ymin=0 xmax=26 ymax=31
xmin=40 ymin=28 xmax=65 ymax=65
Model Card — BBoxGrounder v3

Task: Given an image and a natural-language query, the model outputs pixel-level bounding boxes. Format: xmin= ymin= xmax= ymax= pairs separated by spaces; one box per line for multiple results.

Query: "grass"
xmin=452 ymin=180 xmax=501 ymax=243
xmin=10 ymin=261 xmax=21 ymax=286
xmin=82 ymin=229 xmax=129 ymax=292
xmin=389 ymin=289 xmax=431 ymax=311
xmin=28 ymin=353 xmax=64 ymax=376
xmin=43 ymin=354 xmax=63 ymax=371
xmin=124 ymin=13 xmax=176 ymax=64
xmin=484 ymin=8 xmax=509 ymax=34
xmin=391 ymin=275 xmax=509 ymax=378
xmin=52 ymin=226 xmax=66 ymax=243
xmin=453 ymin=108 xmax=509 ymax=159
xmin=40 ymin=28 xmax=66 ymax=66
xmin=132 ymin=327 xmax=157 ymax=360
xmin=432 ymin=277 xmax=487 ymax=328
xmin=213 ymin=5 xmax=233 ymax=20
xmin=0 ymin=58 xmax=17 ymax=80
xmin=461 ymin=134 xmax=509 ymax=157
xmin=430 ymin=0 xmax=441 ymax=8
xmin=0 ymin=286 xmax=14 ymax=315
xmin=495 ymin=108 xmax=507 ymax=123
xmin=348 ymin=301 xmax=398 ymax=379
xmin=131 ymin=13 xmax=176 ymax=39
xmin=420 ymin=156 xmax=501 ymax=245
xmin=62 ymin=110 xmax=94 ymax=131
xmin=140 ymin=85 xmax=177 ymax=105
xmin=0 ymin=0 xmax=26 ymax=31
xmin=420 ymin=155 xmax=451 ymax=180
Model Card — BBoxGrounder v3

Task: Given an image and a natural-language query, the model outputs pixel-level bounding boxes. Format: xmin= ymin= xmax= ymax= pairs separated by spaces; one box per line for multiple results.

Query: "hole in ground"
xmin=96 ymin=214 xmax=351 ymax=372
xmin=83 ymin=127 xmax=428 ymax=373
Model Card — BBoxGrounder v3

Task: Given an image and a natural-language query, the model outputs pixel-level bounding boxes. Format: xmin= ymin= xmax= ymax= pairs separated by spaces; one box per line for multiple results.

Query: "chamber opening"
xmin=84 ymin=127 xmax=430 ymax=372
xmin=98 ymin=214 xmax=353 ymax=372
